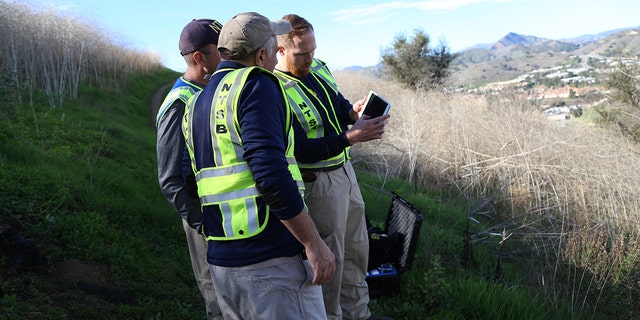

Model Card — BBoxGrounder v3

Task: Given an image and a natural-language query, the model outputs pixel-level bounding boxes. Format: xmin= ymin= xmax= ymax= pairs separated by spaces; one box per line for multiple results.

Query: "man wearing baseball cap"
xmin=156 ymin=18 xmax=223 ymax=320
xmin=183 ymin=12 xmax=335 ymax=319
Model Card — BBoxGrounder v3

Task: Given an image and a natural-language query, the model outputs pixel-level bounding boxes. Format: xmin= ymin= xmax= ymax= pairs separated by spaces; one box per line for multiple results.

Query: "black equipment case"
xmin=366 ymin=191 xmax=423 ymax=297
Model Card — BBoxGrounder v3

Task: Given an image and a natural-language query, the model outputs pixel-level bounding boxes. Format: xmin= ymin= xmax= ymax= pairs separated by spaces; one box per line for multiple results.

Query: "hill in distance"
xmin=451 ymin=27 xmax=640 ymax=87
xmin=343 ymin=26 xmax=640 ymax=89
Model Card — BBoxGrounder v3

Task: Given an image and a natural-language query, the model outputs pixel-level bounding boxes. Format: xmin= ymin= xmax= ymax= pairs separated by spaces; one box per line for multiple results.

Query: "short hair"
xmin=278 ymin=14 xmax=314 ymax=48
xmin=183 ymin=47 xmax=212 ymax=66
xmin=264 ymin=36 xmax=277 ymax=57
xmin=232 ymin=35 xmax=278 ymax=63
xmin=183 ymin=52 xmax=197 ymax=66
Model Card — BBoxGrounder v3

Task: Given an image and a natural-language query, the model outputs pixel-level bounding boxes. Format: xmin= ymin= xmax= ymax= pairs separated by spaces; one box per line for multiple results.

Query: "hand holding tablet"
xmin=347 ymin=91 xmax=391 ymax=144
xmin=361 ymin=90 xmax=391 ymax=118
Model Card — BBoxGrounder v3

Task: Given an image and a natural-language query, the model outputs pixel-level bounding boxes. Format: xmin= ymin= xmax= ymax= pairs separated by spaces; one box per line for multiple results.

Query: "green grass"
xmin=0 ymin=67 xmax=209 ymax=319
xmin=1 ymin=68 xmax=584 ymax=319
xmin=357 ymin=172 xmax=580 ymax=320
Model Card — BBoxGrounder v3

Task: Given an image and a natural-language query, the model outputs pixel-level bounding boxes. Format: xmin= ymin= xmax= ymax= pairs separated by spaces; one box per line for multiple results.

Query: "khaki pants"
xmin=182 ymin=219 xmax=222 ymax=320
xmin=304 ymin=160 xmax=372 ymax=320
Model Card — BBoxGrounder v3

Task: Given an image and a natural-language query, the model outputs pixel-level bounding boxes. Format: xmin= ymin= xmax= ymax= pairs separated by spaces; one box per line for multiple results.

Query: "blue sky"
xmin=22 ymin=0 xmax=640 ymax=71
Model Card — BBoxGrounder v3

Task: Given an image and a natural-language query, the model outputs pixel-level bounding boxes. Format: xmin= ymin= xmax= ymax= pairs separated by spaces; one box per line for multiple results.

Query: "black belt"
xmin=300 ymin=163 xmax=344 ymax=182
xmin=300 ymin=162 xmax=344 ymax=173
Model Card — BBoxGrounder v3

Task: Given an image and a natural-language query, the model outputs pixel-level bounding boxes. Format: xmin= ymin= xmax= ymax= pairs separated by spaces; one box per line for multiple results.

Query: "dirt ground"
xmin=149 ymin=81 xmax=174 ymax=126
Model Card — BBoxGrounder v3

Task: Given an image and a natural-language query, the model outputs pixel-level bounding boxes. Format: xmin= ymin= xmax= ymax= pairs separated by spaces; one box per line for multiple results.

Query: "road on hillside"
xmin=149 ymin=82 xmax=174 ymax=127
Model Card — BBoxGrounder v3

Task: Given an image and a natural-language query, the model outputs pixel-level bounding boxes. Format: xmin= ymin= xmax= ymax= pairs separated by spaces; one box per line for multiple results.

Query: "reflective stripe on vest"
xmin=277 ymin=74 xmax=325 ymax=137
xmin=184 ymin=67 xmax=303 ymax=241
xmin=310 ymin=59 xmax=352 ymax=162
xmin=274 ymin=59 xmax=348 ymax=169
xmin=311 ymin=59 xmax=338 ymax=95
xmin=183 ymin=91 xmax=200 ymax=175
xmin=156 ymin=78 xmax=201 ymax=128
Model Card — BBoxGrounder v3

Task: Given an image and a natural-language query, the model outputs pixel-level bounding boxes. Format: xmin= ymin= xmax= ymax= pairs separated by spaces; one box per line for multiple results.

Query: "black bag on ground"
xmin=367 ymin=226 xmax=404 ymax=270
xmin=365 ymin=220 xmax=404 ymax=297
xmin=365 ymin=191 xmax=424 ymax=297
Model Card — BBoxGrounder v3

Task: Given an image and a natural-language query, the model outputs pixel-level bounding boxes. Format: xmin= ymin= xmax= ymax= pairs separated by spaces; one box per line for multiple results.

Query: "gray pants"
xmin=211 ymin=254 xmax=327 ymax=320
xmin=182 ymin=219 xmax=222 ymax=320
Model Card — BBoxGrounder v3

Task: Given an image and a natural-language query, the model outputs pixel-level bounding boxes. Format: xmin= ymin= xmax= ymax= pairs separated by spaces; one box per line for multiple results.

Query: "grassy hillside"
xmin=0 ymin=62 xmax=577 ymax=319
xmin=2 ymin=2 xmax=640 ymax=319
xmin=0 ymin=66 xmax=211 ymax=319
xmin=0 ymin=65 xmax=578 ymax=319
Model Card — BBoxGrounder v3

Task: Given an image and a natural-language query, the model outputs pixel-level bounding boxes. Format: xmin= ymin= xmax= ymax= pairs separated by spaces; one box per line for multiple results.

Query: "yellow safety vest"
xmin=183 ymin=66 xmax=304 ymax=241
xmin=274 ymin=59 xmax=349 ymax=170
xmin=155 ymin=78 xmax=200 ymax=128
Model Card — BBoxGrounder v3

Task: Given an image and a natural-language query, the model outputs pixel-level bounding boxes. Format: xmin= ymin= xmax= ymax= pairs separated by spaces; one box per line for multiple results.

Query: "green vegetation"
xmin=358 ymin=173 xmax=578 ymax=319
xmin=588 ymin=60 xmax=640 ymax=142
xmin=381 ymin=29 xmax=456 ymax=90
xmin=3 ymin=2 xmax=640 ymax=319
xmin=607 ymin=60 xmax=640 ymax=109
xmin=0 ymin=66 xmax=581 ymax=319
xmin=0 ymin=66 xmax=210 ymax=319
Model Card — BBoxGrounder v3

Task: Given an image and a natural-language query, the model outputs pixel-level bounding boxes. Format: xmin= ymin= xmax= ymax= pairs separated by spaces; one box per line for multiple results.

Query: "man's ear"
xmin=193 ymin=51 xmax=205 ymax=65
xmin=254 ymin=48 xmax=266 ymax=67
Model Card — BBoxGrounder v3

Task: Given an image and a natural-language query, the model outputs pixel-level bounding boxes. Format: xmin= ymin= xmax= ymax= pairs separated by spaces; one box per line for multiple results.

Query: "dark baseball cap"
xmin=179 ymin=19 xmax=223 ymax=56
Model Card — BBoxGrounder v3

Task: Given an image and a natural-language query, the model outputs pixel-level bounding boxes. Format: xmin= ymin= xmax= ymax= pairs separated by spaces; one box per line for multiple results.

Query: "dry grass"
xmin=0 ymin=1 xmax=162 ymax=107
xmin=334 ymin=69 xmax=640 ymax=310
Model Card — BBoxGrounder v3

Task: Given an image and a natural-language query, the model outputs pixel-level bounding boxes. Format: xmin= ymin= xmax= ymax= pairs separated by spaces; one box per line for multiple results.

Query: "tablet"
xmin=362 ymin=90 xmax=391 ymax=118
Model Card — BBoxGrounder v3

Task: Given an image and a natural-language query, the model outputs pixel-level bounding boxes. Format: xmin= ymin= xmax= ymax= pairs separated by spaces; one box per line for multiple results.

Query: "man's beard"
xmin=287 ymin=57 xmax=310 ymax=78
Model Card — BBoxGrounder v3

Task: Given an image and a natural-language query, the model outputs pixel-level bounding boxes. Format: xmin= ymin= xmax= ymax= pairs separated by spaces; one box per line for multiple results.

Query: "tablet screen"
xmin=363 ymin=91 xmax=391 ymax=118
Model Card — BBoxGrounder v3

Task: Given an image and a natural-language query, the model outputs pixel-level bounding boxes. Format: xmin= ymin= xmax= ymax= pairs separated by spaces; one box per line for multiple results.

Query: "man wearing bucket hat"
xmin=155 ymin=18 xmax=223 ymax=320
xmin=182 ymin=12 xmax=335 ymax=319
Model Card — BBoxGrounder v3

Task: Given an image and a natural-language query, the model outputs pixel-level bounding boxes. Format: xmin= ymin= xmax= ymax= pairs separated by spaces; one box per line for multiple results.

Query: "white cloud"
xmin=331 ymin=0 xmax=519 ymax=24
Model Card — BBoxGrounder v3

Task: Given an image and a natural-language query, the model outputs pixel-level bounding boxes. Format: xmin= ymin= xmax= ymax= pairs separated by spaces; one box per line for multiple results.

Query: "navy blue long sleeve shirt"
xmin=187 ymin=61 xmax=304 ymax=267
xmin=275 ymin=67 xmax=355 ymax=166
